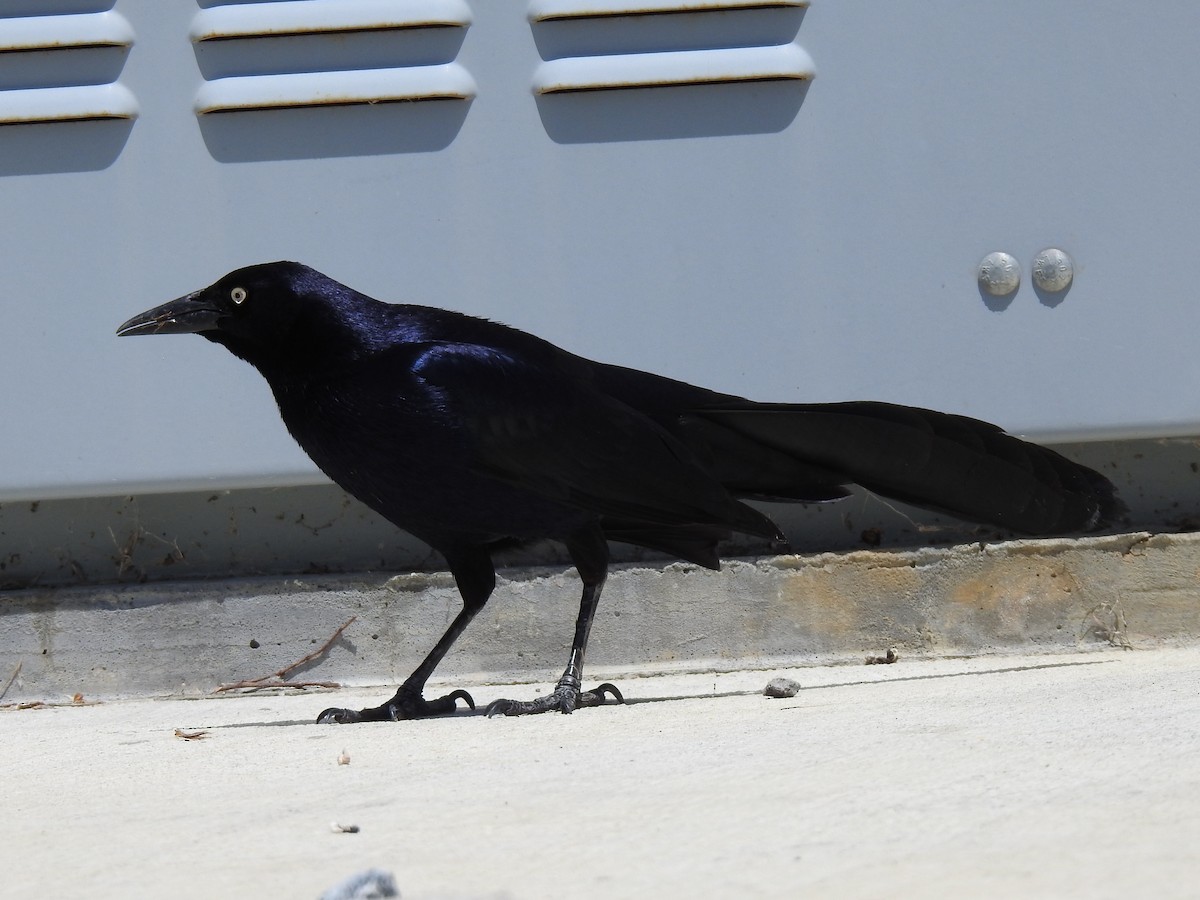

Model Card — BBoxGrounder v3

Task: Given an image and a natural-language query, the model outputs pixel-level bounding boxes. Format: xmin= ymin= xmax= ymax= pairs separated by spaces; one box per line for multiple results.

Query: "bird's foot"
xmin=317 ymin=688 xmax=475 ymax=724
xmin=485 ymin=681 xmax=623 ymax=717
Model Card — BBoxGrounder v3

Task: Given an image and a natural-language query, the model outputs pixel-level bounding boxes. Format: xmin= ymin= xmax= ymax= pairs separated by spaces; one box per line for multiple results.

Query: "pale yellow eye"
xmin=230 ymin=286 xmax=248 ymax=305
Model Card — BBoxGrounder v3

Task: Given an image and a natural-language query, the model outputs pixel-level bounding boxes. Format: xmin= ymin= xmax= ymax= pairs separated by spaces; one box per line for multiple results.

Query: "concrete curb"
xmin=2 ymin=530 xmax=1197 ymax=702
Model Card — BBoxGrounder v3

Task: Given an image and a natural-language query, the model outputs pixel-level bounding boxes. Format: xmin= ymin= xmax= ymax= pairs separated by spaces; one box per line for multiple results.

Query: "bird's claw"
xmin=485 ymin=681 xmax=624 ymax=717
xmin=445 ymin=689 xmax=477 ymax=709
xmin=580 ymin=682 xmax=624 ymax=707
xmin=316 ymin=688 xmax=475 ymax=724
xmin=317 ymin=706 xmax=365 ymax=725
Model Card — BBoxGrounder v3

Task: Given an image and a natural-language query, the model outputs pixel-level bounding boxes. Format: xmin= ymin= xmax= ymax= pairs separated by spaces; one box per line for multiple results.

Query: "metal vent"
xmin=0 ymin=9 xmax=137 ymax=125
xmin=530 ymin=0 xmax=813 ymax=94
xmin=533 ymin=44 xmax=813 ymax=94
xmin=190 ymin=0 xmax=475 ymax=114
xmin=190 ymin=0 xmax=472 ymax=40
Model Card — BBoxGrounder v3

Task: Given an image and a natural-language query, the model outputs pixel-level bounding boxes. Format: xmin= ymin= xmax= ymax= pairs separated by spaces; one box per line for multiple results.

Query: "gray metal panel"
xmin=1 ymin=0 xmax=1197 ymax=502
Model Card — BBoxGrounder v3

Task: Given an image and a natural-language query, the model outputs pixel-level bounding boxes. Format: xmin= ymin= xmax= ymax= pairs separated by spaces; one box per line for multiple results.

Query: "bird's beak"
xmin=116 ymin=291 xmax=223 ymax=337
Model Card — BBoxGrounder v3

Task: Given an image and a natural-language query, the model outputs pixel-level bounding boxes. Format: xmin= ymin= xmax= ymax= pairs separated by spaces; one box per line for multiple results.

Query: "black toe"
xmin=317 ymin=688 xmax=475 ymax=724
xmin=486 ymin=682 xmax=624 ymax=717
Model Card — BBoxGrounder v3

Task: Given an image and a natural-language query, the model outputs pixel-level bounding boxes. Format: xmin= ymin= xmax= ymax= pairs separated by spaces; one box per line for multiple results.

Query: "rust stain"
xmin=194 ymin=22 xmax=463 ymax=42
xmin=0 ymin=41 xmax=127 ymax=53
xmin=0 ymin=112 xmax=135 ymax=126
xmin=945 ymin=559 xmax=1080 ymax=641
xmin=775 ymin=562 xmax=923 ymax=638
xmin=537 ymin=72 xmax=810 ymax=94
xmin=197 ymin=94 xmax=469 ymax=115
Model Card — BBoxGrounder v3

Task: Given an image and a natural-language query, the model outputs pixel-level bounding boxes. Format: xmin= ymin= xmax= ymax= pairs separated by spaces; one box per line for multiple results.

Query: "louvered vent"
xmin=190 ymin=0 xmax=475 ymax=115
xmin=529 ymin=0 xmax=813 ymax=94
xmin=0 ymin=6 xmax=136 ymax=125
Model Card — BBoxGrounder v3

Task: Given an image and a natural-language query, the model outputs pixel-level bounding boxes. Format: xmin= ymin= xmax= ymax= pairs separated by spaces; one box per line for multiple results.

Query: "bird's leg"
xmin=486 ymin=529 xmax=623 ymax=717
xmin=318 ymin=549 xmax=494 ymax=724
xmin=316 ymin=606 xmax=479 ymax=724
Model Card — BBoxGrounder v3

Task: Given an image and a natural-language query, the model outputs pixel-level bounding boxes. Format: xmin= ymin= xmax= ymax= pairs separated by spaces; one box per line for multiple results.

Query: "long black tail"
xmin=688 ymin=401 xmax=1122 ymax=536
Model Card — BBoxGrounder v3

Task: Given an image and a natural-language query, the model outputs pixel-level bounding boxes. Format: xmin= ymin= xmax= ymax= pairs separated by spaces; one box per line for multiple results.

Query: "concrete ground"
xmin=5 ymin=645 xmax=1200 ymax=899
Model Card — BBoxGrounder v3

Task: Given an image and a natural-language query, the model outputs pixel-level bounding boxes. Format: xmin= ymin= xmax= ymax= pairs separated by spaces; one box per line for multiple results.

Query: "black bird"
xmin=117 ymin=261 xmax=1121 ymax=723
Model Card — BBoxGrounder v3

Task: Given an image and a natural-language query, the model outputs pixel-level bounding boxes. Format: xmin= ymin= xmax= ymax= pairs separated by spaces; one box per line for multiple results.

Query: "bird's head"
xmin=117 ymin=261 xmax=365 ymax=373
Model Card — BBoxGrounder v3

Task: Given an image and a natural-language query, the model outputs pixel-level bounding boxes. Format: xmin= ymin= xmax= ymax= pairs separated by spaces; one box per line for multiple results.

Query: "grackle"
xmin=118 ymin=262 xmax=1121 ymax=723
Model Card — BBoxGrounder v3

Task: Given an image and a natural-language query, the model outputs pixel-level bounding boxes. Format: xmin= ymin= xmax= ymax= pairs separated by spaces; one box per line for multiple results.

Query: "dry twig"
xmin=214 ymin=616 xmax=357 ymax=693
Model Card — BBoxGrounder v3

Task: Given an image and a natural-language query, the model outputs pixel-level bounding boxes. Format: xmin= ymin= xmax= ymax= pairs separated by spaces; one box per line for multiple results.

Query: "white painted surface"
xmin=2 ymin=2 xmax=1198 ymax=500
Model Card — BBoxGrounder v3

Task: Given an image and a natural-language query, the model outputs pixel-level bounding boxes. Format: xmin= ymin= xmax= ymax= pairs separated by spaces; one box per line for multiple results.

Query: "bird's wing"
xmin=405 ymin=341 xmax=780 ymax=538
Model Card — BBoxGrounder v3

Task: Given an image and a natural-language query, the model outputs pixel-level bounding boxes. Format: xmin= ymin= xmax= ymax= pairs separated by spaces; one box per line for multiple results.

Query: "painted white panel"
xmin=0 ymin=1 xmax=1197 ymax=501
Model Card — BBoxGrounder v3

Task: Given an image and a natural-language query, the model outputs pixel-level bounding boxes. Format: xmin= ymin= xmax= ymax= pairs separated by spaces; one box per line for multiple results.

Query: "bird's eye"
xmin=230 ymin=286 xmax=248 ymax=305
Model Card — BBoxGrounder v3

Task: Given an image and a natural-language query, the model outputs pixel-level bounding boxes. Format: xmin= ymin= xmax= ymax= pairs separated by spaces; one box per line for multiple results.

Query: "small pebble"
xmin=763 ymin=677 xmax=801 ymax=698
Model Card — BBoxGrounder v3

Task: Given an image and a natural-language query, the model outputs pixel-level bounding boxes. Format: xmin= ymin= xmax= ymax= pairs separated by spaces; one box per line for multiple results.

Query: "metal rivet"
xmin=1032 ymin=248 xmax=1074 ymax=293
xmin=977 ymin=251 xmax=1020 ymax=296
